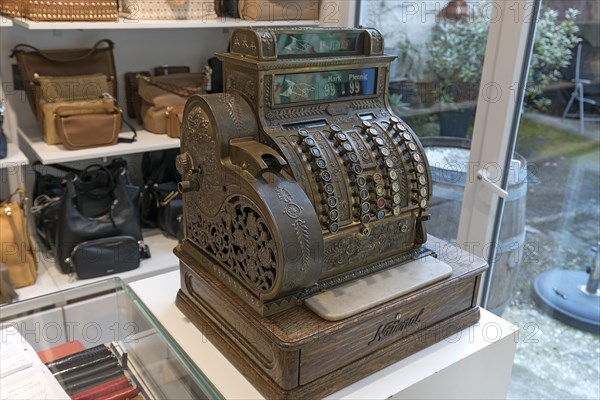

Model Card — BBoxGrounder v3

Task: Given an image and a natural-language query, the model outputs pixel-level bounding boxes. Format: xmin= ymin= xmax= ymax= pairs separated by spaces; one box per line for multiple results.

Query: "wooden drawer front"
xmin=181 ymin=267 xmax=300 ymax=390
xmin=299 ymin=278 xmax=477 ymax=385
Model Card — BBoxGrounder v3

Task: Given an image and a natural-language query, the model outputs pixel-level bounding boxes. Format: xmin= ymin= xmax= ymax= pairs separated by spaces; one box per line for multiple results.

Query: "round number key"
xmin=361 ymin=202 xmax=370 ymax=213
xmin=329 ymin=209 xmax=339 ymax=221
xmin=327 ymin=196 xmax=337 ymax=208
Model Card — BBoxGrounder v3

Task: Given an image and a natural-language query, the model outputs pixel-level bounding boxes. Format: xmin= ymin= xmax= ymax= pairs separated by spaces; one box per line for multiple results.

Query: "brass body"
xmin=176 ymin=27 xmax=433 ymax=316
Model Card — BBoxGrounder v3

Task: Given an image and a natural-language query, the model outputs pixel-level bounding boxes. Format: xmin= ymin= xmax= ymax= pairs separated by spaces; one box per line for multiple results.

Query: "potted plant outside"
xmin=427 ymin=4 xmax=580 ymax=137
xmin=427 ymin=8 xmax=489 ymax=137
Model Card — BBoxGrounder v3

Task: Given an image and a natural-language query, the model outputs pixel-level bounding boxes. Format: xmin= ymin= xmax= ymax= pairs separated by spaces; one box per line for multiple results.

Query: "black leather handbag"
xmin=67 ymin=236 xmax=141 ymax=279
xmin=153 ymin=181 xmax=183 ymax=240
xmin=140 ymin=149 xmax=180 ymax=228
xmin=55 ymin=168 xmax=144 ymax=273
xmin=32 ymin=159 xmax=140 ymax=252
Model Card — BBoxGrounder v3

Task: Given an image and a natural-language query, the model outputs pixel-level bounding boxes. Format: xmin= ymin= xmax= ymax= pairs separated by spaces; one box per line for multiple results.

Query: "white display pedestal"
xmin=130 ymin=271 xmax=518 ymax=400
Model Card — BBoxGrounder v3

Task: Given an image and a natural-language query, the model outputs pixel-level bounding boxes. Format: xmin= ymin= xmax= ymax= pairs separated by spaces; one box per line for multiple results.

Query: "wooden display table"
xmin=130 ymin=269 xmax=518 ymax=399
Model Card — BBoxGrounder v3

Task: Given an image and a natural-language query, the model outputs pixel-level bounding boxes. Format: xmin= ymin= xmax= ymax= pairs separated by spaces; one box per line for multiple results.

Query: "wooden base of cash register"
xmin=176 ymin=237 xmax=488 ymax=399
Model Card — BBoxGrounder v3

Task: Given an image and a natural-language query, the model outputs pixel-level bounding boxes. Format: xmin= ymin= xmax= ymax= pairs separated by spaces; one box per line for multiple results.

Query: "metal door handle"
xmin=477 ymin=169 xmax=508 ymax=198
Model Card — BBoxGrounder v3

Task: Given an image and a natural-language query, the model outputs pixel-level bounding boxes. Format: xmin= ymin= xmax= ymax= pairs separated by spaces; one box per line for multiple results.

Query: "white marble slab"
xmin=304 ymin=256 xmax=453 ymax=321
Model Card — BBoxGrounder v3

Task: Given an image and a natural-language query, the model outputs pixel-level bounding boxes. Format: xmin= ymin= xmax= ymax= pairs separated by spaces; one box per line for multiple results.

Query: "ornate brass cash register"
xmin=175 ymin=27 xmax=487 ymax=398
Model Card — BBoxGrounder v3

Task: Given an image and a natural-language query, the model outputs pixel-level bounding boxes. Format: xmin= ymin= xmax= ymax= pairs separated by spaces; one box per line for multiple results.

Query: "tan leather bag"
xmin=238 ymin=0 xmax=319 ymax=20
xmin=138 ymin=72 xmax=209 ymax=135
xmin=41 ymin=98 xmax=110 ymax=145
xmin=54 ymin=100 xmax=123 ymax=150
xmin=0 ymin=189 xmax=37 ymax=289
xmin=166 ymin=105 xmax=185 ymax=138
xmin=37 ymin=74 xmax=111 ymax=144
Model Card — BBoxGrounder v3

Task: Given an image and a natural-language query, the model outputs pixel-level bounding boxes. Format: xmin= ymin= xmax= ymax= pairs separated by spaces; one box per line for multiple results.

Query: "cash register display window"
xmin=273 ymin=68 xmax=377 ymax=105
xmin=277 ymin=31 xmax=364 ymax=57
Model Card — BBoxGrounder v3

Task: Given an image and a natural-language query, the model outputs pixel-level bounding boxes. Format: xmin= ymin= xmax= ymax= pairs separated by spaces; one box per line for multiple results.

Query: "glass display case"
xmin=0 ymin=277 xmax=221 ymax=399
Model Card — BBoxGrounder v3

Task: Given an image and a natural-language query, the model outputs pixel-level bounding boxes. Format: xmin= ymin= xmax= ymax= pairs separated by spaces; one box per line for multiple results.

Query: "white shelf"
xmin=0 ymin=17 xmax=13 ymax=27
xmin=44 ymin=230 xmax=179 ymax=292
xmin=0 ymin=143 xmax=29 ymax=169
xmin=18 ymin=125 xmax=179 ymax=164
xmin=14 ymin=257 xmax=59 ymax=301
xmin=11 ymin=16 xmax=318 ymax=30
xmin=14 ymin=230 xmax=179 ymax=302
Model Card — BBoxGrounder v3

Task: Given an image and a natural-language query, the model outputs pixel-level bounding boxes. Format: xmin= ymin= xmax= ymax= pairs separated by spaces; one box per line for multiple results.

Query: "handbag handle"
xmin=77 ymin=164 xmax=116 ymax=200
xmin=10 ymin=39 xmax=114 ymax=63
xmin=140 ymin=69 xmax=210 ymax=97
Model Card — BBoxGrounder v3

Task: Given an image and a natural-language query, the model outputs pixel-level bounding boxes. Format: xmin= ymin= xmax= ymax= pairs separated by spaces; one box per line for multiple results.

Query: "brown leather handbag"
xmin=10 ymin=39 xmax=118 ymax=119
xmin=0 ymin=189 xmax=37 ymax=289
xmin=37 ymin=73 xmax=111 ymax=144
xmin=53 ymin=98 xmax=137 ymax=150
xmin=138 ymin=71 xmax=210 ymax=136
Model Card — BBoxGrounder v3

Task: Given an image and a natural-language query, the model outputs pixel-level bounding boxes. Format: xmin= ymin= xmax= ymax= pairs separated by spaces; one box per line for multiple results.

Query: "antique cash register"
xmin=175 ymin=27 xmax=487 ymax=398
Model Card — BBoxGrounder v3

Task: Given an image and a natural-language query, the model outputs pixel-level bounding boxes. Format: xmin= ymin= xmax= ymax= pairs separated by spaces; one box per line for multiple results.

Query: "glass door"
xmin=498 ymin=0 xmax=600 ymax=398
xmin=359 ymin=0 xmax=537 ymax=312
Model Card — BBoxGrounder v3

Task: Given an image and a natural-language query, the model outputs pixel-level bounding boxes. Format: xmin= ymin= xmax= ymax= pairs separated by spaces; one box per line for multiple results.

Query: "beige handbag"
xmin=0 ymin=189 xmax=37 ymax=289
xmin=120 ymin=0 xmax=217 ymax=20
xmin=238 ymin=0 xmax=319 ymax=20
xmin=138 ymin=71 xmax=210 ymax=136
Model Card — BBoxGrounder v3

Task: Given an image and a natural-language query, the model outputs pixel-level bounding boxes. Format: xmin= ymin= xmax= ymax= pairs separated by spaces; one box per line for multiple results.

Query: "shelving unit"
xmin=13 ymin=259 xmax=57 ymax=301
xmin=43 ymin=230 xmax=179 ymax=292
xmin=0 ymin=16 xmax=13 ymax=27
xmin=1 ymin=3 xmax=352 ymax=302
xmin=15 ymin=230 xmax=179 ymax=302
xmin=10 ymin=16 xmax=319 ymax=30
xmin=18 ymin=125 xmax=179 ymax=164
xmin=0 ymin=143 xmax=28 ymax=169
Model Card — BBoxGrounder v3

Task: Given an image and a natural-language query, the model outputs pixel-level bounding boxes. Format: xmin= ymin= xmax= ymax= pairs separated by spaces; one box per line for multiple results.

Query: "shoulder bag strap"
xmin=118 ymin=118 xmax=137 ymax=144
xmin=10 ymin=39 xmax=115 ymax=62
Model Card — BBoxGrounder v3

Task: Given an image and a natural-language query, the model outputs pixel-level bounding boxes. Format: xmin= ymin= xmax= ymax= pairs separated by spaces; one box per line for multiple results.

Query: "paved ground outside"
xmin=501 ymin=113 xmax=599 ymax=400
